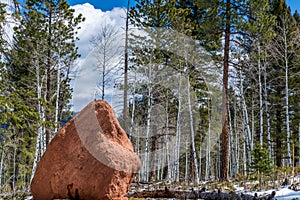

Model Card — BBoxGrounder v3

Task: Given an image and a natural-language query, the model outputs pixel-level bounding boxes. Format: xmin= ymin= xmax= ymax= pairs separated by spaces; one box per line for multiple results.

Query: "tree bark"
xmin=187 ymin=77 xmax=199 ymax=184
xmin=220 ymin=0 xmax=230 ymax=182
xmin=143 ymin=63 xmax=152 ymax=182
xmin=284 ymin=28 xmax=291 ymax=166
xmin=205 ymin=99 xmax=211 ymax=180
xmin=263 ymin=60 xmax=272 ymax=160
xmin=258 ymin=44 xmax=264 ymax=146
xmin=123 ymin=0 xmax=130 ymax=127
xmin=174 ymin=74 xmax=182 ymax=182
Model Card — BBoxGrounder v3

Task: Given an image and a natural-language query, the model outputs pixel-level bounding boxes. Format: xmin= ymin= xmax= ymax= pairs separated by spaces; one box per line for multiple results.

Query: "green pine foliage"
xmin=250 ymin=144 xmax=273 ymax=174
xmin=0 ymin=0 xmax=84 ymax=192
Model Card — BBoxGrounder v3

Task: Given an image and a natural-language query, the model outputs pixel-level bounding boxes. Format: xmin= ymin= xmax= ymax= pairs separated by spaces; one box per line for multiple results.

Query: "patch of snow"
xmin=276 ymin=187 xmax=300 ymax=200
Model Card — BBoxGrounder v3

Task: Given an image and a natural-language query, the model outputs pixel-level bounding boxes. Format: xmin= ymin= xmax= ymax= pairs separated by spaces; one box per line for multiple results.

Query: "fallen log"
xmin=127 ymin=188 xmax=276 ymax=200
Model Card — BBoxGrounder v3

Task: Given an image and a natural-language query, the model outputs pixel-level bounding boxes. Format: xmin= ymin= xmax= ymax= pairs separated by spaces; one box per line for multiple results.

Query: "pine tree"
xmin=4 ymin=0 xmax=84 ymax=186
xmin=216 ymin=0 xmax=276 ymax=181
xmin=268 ymin=0 xmax=300 ymax=167
xmin=8 ymin=0 xmax=84 ymax=144
xmin=250 ymin=144 xmax=273 ymax=184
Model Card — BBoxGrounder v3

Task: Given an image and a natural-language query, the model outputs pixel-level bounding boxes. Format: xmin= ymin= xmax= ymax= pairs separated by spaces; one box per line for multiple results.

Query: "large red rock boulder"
xmin=31 ymin=100 xmax=140 ymax=200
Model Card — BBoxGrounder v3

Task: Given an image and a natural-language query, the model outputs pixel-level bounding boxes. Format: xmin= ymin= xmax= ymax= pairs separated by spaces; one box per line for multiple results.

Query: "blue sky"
xmin=67 ymin=0 xmax=300 ymax=13
xmin=67 ymin=0 xmax=134 ymax=11
xmin=286 ymin=0 xmax=300 ymax=13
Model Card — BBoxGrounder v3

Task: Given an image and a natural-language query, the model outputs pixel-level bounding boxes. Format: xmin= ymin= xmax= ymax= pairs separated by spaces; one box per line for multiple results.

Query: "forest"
xmin=0 ymin=0 xmax=300 ymax=198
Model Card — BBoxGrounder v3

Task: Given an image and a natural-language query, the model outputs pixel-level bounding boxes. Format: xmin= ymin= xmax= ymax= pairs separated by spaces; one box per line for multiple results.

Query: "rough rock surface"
xmin=31 ymin=100 xmax=140 ymax=200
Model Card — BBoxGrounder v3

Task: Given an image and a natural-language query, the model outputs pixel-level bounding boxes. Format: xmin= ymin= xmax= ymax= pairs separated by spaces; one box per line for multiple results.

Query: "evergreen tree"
xmin=7 ymin=0 xmax=84 ymax=145
xmin=250 ymin=144 xmax=273 ymax=184
xmin=3 ymin=0 xmax=84 ymax=188
xmin=268 ymin=0 xmax=300 ymax=167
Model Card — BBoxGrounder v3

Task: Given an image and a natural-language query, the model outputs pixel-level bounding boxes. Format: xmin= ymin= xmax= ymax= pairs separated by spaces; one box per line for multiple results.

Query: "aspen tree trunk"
xmin=129 ymin=75 xmax=137 ymax=140
xmin=137 ymin=128 xmax=141 ymax=182
xmin=240 ymin=73 xmax=252 ymax=163
xmin=236 ymin=130 xmax=240 ymax=175
xmin=143 ymin=63 xmax=152 ymax=182
xmin=243 ymin=139 xmax=247 ymax=176
xmin=187 ymin=77 xmax=199 ymax=184
xmin=242 ymin=105 xmax=252 ymax=164
xmin=228 ymin=103 xmax=234 ymax=177
xmin=129 ymin=95 xmax=135 ymax=140
xmin=157 ymin=148 xmax=161 ymax=181
xmin=31 ymin=62 xmax=45 ymax=182
xmin=123 ymin=0 xmax=130 ymax=124
xmin=165 ymin=98 xmax=171 ymax=180
xmin=251 ymin=97 xmax=255 ymax=150
xmin=0 ymin=146 xmax=4 ymax=186
xmin=216 ymin=141 xmax=221 ymax=179
xmin=199 ymin=146 xmax=202 ymax=180
xmin=12 ymin=140 xmax=16 ymax=193
xmin=258 ymin=44 xmax=264 ymax=146
xmin=174 ymin=74 xmax=182 ymax=182
xmin=205 ymin=101 xmax=211 ymax=180
xmin=54 ymin=64 xmax=61 ymax=133
xmin=263 ymin=61 xmax=272 ymax=160
xmin=284 ymin=30 xmax=291 ymax=166
xmin=160 ymin=151 xmax=165 ymax=180
xmin=234 ymin=95 xmax=238 ymax=177
xmin=185 ymin=141 xmax=188 ymax=182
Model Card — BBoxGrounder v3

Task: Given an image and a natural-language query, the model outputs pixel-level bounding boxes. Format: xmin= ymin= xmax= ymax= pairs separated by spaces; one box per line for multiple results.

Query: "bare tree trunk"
xmin=174 ymin=74 xmax=182 ymax=182
xmin=12 ymin=139 xmax=17 ymax=193
xmin=236 ymin=128 xmax=240 ymax=176
xmin=199 ymin=146 xmax=202 ymax=180
xmin=54 ymin=64 xmax=61 ymax=133
xmin=185 ymin=141 xmax=188 ymax=182
xmin=143 ymin=64 xmax=152 ymax=182
xmin=263 ymin=60 xmax=272 ymax=160
xmin=101 ymin=51 xmax=106 ymax=100
xmin=31 ymin=62 xmax=45 ymax=182
xmin=205 ymin=101 xmax=211 ymax=180
xmin=258 ymin=44 xmax=264 ymax=146
xmin=251 ymin=97 xmax=254 ymax=150
xmin=243 ymin=138 xmax=247 ymax=176
xmin=0 ymin=145 xmax=4 ymax=186
xmin=165 ymin=98 xmax=171 ymax=180
xmin=187 ymin=77 xmax=199 ymax=184
xmin=137 ymin=128 xmax=141 ymax=182
xmin=45 ymin=5 xmax=53 ymax=146
xmin=216 ymin=141 xmax=221 ymax=179
xmin=233 ymin=95 xmax=238 ymax=177
xmin=239 ymin=72 xmax=252 ymax=164
xmin=123 ymin=0 xmax=130 ymax=125
xmin=228 ymin=103 xmax=234 ymax=178
xmin=284 ymin=30 xmax=291 ymax=166
xmin=129 ymin=75 xmax=136 ymax=140
xmin=157 ymin=148 xmax=161 ymax=180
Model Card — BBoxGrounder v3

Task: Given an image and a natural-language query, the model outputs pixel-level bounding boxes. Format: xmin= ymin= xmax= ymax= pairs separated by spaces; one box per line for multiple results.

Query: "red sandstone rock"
xmin=31 ymin=100 xmax=140 ymax=200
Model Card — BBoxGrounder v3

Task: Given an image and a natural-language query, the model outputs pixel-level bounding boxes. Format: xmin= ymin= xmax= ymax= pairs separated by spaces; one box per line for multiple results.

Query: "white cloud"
xmin=1 ymin=0 xmax=18 ymax=46
xmin=71 ymin=3 xmax=126 ymax=112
